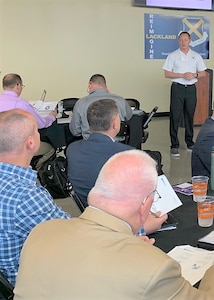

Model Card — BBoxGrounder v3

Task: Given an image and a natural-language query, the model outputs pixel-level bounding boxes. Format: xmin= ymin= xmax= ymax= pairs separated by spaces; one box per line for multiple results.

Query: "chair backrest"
xmin=0 ymin=270 xmax=14 ymax=300
xmin=60 ymin=98 xmax=79 ymax=111
xmin=116 ymin=121 xmax=130 ymax=144
xmin=125 ymin=98 xmax=140 ymax=110
xmin=69 ymin=190 xmax=86 ymax=214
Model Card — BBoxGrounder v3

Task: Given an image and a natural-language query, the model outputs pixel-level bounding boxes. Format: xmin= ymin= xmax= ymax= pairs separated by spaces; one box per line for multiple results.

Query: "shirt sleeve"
xmin=162 ymin=54 xmax=174 ymax=71
xmin=196 ymin=54 xmax=207 ymax=72
xmin=15 ymin=186 xmax=71 ymax=238
xmin=124 ymin=100 xmax=133 ymax=121
xmin=69 ymin=102 xmax=82 ymax=136
xmin=19 ymin=100 xmax=56 ymax=129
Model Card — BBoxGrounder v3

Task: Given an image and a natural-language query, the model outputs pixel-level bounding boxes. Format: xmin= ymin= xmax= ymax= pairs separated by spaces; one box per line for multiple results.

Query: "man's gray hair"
xmin=0 ymin=110 xmax=35 ymax=153
xmin=87 ymin=99 xmax=119 ymax=132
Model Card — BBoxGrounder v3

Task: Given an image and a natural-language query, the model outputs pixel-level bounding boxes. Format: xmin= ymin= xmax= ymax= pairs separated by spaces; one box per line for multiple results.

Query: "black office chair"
xmin=116 ymin=121 xmax=130 ymax=144
xmin=0 ymin=270 xmax=14 ymax=300
xmin=60 ymin=98 xmax=79 ymax=111
xmin=125 ymin=98 xmax=140 ymax=110
xmin=141 ymin=106 xmax=159 ymax=143
xmin=57 ymin=98 xmax=79 ymax=118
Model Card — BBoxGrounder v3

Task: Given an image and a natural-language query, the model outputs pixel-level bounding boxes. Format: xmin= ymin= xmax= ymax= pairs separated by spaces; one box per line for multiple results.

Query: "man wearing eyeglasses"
xmin=0 ymin=73 xmax=57 ymax=173
xmin=14 ymin=150 xmax=214 ymax=299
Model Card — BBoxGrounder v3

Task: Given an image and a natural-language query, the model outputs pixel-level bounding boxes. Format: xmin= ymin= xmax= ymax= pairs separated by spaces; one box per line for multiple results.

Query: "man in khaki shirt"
xmin=14 ymin=150 xmax=214 ymax=300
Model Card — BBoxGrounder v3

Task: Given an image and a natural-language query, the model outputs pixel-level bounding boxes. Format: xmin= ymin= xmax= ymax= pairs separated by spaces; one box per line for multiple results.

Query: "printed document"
xmin=151 ymin=175 xmax=183 ymax=216
xmin=31 ymin=100 xmax=58 ymax=117
xmin=168 ymin=245 xmax=214 ymax=286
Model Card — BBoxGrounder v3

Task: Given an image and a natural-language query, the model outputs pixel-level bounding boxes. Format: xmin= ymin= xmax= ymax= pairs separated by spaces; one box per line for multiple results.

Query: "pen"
xmin=150 ymin=211 xmax=160 ymax=218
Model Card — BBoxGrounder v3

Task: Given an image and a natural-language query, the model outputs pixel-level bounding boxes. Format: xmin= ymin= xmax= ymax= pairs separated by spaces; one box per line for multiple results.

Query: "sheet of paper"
xmin=32 ymin=100 xmax=58 ymax=111
xmin=151 ymin=175 xmax=183 ymax=216
xmin=198 ymin=230 xmax=214 ymax=245
xmin=168 ymin=245 xmax=214 ymax=286
xmin=30 ymin=100 xmax=59 ymax=117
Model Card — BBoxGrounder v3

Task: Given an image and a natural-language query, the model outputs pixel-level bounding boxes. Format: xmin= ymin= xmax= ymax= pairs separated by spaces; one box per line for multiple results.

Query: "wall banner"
xmin=144 ymin=14 xmax=210 ymax=59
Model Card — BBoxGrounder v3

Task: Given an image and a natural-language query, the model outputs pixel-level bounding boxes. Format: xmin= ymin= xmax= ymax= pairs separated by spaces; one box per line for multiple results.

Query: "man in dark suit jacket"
xmin=67 ymin=99 xmax=134 ymax=206
xmin=192 ymin=113 xmax=214 ymax=177
xmin=66 ymin=99 xmax=167 ymax=235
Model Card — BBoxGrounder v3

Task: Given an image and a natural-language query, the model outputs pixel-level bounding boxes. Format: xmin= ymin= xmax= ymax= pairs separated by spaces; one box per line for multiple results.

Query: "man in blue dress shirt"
xmin=0 ymin=109 xmax=70 ymax=286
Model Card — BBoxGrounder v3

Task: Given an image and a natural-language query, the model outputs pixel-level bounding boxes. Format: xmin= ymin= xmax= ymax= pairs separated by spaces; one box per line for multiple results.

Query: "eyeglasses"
xmin=16 ymin=83 xmax=25 ymax=88
xmin=142 ymin=189 xmax=161 ymax=205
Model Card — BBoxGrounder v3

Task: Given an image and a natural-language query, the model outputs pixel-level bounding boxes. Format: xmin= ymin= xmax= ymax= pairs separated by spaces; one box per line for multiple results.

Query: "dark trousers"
xmin=170 ymin=83 xmax=196 ymax=149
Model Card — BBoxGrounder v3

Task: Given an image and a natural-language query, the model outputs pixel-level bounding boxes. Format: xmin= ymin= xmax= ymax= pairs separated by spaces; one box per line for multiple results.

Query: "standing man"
xmin=163 ymin=32 xmax=207 ymax=157
xmin=69 ymin=74 xmax=133 ymax=140
xmin=0 ymin=73 xmax=57 ymax=170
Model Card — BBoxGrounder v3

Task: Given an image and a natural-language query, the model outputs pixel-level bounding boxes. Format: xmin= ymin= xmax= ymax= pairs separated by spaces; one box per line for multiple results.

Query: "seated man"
xmin=192 ymin=111 xmax=214 ymax=177
xmin=67 ymin=99 xmax=132 ymax=206
xmin=14 ymin=150 xmax=214 ymax=299
xmin=69 ymin=73 xmax=133 ymax=139
xmin=66 ymin=99 xmax=166 ymax=234
xmin=0 ymin=109 xmax=70 ymax=286
xmin=0 ymin=73 xmax=57 ymax=172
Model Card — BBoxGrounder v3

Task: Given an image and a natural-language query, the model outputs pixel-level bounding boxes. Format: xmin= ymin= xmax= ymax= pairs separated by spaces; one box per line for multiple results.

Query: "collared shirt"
xmin=136 ymin=226 xmax=146 ymax=236
xmin=0 ymin=91 xmax=55 ymax=129
xmin=162 ymin=48 xmax=207 ymax=85
xmin=69 ymin=89 xmax=133 ymax=139
xmin=0 ymin=162 xmax=70 ymax=286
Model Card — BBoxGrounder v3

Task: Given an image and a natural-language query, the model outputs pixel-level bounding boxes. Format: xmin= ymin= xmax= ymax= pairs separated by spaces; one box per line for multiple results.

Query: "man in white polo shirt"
xmin=163 ymin=31 xmax=207 ymax=157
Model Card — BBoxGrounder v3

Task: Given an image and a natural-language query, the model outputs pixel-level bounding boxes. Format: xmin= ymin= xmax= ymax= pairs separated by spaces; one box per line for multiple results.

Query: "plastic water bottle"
xmin=210 ymin=146 xmax=214 ymax=190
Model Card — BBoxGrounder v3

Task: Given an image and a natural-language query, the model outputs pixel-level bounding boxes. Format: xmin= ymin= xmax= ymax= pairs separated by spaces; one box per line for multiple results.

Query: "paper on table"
xmin=168 ymin=245 xmax=214 ymax=286
xmin=151 ymin=175 xmax=183 ymax=216
xmin=198 ymin=230 xmax=214 ymax=244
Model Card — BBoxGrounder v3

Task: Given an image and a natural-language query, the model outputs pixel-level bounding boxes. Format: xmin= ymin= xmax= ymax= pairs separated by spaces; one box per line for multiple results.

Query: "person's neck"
xmin=4 ymin=88 xmax=19 ymax=96
xmin=180 ymin=47 xmax=190 ymax=55
xmin=0 ymin=153 xmax=30 ymax=168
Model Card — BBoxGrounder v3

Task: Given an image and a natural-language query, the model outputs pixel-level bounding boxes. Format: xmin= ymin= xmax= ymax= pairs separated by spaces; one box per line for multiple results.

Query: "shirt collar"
xmin=3 ymin=90 xmax=19 ymax=97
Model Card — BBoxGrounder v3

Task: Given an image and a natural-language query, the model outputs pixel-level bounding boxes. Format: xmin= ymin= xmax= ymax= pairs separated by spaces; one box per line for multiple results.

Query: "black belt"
xmin=172 ymin=82 xmax=195 ymax=88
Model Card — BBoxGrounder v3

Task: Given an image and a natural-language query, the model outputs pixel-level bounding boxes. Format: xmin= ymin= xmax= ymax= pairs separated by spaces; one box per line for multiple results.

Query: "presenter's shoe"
xmin=187 ymin=145 xmax=194 ymax=151
xmin=170 ymin=148 xmax=180 ymax=157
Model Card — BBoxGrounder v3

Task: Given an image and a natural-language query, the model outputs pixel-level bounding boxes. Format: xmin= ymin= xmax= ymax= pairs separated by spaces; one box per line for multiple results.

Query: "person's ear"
xmin=25 ymin=136 xmax=34 ymax=151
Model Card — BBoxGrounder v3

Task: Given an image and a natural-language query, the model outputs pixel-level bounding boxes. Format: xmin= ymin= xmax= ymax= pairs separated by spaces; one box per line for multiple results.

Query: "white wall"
xmin=0 ymin=0 xmax=213 ymax=112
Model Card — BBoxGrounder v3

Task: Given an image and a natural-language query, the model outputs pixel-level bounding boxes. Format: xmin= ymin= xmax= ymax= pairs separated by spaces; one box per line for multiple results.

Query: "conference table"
xmin=151 ymin=192 xmax=214 ymax=253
